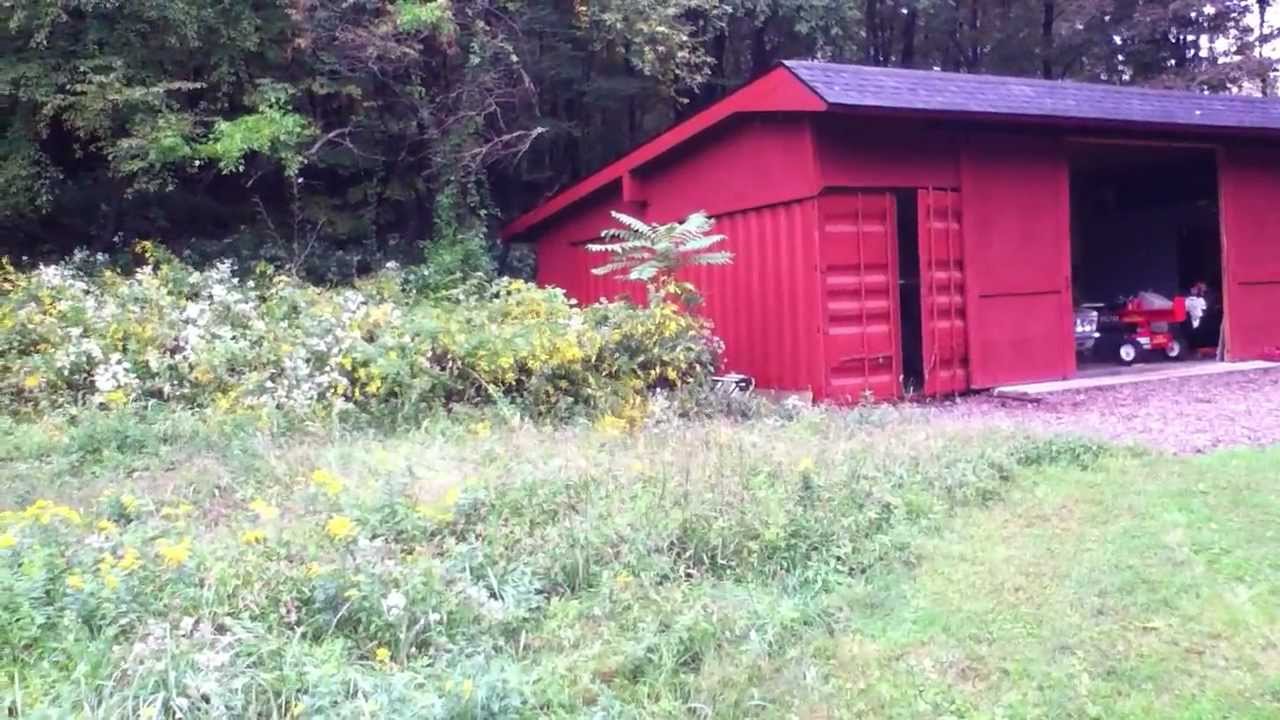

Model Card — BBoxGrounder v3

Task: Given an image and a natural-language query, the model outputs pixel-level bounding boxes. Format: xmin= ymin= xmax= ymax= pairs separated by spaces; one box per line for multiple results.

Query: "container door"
xmin=817 ymin=191 xmax=901 ymax=402
xmin=961 ymin=135 xmax=1074 ymax=388
xmin=1218 ymin=146 xmax=1280 ymax=360
xmin=918 ymin=188 xmax=969 ymax=395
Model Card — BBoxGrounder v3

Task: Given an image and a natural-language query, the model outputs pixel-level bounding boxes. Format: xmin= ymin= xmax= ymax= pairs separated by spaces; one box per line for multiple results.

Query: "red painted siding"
xmin=682 ymin=200 xmax=824 ymax=393
xmin=961 ymin=133 xmax=1074 ymax=388
xmin=814 ymin=116 xmax=961 ymax=189
xmin=534 ymin=233 xmax=644 ymax=307
xmin=1219 ymin=145 xmax=1280 ymax=359
xmin=534 ymin=197 xmax=826 ymax=396
xmin=639 ymin=116 xmax=819 ymax=222
xmin=527 ymin=186 xmax=634 ymax=251
xmin=817 ymin=191 xmax=901 ymax=401
xmin=918 ymin=188 xmax=969 ymax=395
xmin=531 ymin=114 xmax=825 ymax=307
xmin=533 ymin=187 xmax=645 ymax=305
xmin=527 ymin=117 xmax=829 ymax=397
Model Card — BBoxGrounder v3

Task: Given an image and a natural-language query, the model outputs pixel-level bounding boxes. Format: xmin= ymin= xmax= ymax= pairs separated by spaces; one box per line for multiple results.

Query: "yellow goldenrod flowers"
xmin=324 ymin=515 xmax=357 ymax=541
xmin=311 ymin=469 xmax=345 ymax=497
xmin=154 ymin=538 xmax=192 ymax=568
xmin=22 ymin=499 xmax=82 ymax=525
xmin=117 ymin=547 xmax=142 ymax=573
xmin=249 ymin=499 xmax=280 ymax=521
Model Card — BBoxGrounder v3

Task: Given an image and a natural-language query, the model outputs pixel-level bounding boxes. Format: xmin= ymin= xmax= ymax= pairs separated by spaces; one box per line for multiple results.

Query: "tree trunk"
xmin=751 ymin=14 xmax=772 ymax=76
xmin=901 ymin=5 xmax=919 ymax=67
xmin=1040 ymin=0 xmax=1056 ymax=79
xmin=864 ymin=0 xmax=879 ymax=64
xmin=700 ymin=26 xmax=729 ymax=105
xmin=1260 ymin=0 xmax=1274 ymax=95
xmin=948 ymin=0 xmax=965 ymax=70
xmin=98 ymin=185 xmax=123 ymax=252
xmin=967 ymin=0 xmax=982 ymax=70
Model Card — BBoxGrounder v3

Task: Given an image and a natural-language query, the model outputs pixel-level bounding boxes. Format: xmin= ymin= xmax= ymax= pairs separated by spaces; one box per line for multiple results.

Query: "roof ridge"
xmin=781 ymin=60 xmax=1280 ymax=131
xmin=780 ymin=59 xmax=1279 ymax=105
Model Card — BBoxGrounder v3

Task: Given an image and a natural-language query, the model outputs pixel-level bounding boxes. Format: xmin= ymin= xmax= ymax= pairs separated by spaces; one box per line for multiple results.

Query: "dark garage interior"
xmin=894 ymin=190 xmax=925 ymax=394
xmin=1069 ymin=143 xmax=1225 ymax=362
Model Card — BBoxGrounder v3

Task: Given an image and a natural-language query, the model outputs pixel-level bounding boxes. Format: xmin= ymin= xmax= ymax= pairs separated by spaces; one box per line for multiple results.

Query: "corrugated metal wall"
xmin=535 ymin=233 xmax=644 ymax=306
xmin=918 ymin=188 xmax=969 ymax=395
xmin=681 ymin=199 xmax=823 ymax=393
xmin=532 ymin=187 xmax=646 ymax=306
xmin=536 ymin=198 xmax=826 ymax=396
xmin=815 ymin=191 xmax=901 ymax=402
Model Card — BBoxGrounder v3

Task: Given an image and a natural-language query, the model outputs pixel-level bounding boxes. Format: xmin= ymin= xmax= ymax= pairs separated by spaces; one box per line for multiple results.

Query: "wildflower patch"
xmin=0 ymin=245 xmax=720 ymax=421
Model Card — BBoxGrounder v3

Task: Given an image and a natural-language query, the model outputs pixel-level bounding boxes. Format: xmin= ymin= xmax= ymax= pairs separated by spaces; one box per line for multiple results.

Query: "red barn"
xmin=501 ymin=62 xmax=1280 ymax=402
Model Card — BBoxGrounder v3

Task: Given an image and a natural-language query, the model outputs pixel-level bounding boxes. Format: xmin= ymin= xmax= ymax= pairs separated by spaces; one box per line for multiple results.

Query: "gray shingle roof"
xmin=783 ymin=60 xmax=1280 ymax=132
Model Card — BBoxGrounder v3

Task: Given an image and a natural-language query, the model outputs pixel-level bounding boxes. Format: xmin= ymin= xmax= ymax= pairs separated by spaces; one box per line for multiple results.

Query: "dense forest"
xmin=1 ymin=0 xmax=1276 ymax=279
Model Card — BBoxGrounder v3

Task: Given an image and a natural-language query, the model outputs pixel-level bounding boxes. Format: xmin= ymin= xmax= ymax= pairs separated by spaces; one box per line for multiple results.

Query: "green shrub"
xmin=588 ymin=211 xmax=733 ymax=308
xmin=0 ymin=246 xmax=719 ymax=421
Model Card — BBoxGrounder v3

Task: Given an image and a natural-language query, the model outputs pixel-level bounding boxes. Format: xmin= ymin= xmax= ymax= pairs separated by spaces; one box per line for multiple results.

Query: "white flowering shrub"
xmin=0 ymin=244 xmax=720 ymax=421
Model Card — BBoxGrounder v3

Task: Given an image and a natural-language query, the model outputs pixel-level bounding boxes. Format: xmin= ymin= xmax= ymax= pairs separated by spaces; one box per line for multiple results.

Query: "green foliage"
xmin=0 ymin=130 xmax=53 ymax=217
xmin=0 ymin=245 xmax=719 ymax=422
xmin=392 ymin=0 xmax=457 ymax=35
xmin=0 ymin=0 xmax=269 ymax=211
xmin=0 ymin=403 xmax=1112 ymax=715
xmin=400 ymin=181 xmax=497 ymax=296
xmin=0 ymin=0 xmax=534 ymax=269
xmin=578 ymin=0 xmax=725 ymax=91
xmin=197 ymin=87 xmax=316 ymax=177
xmin=98 ymin=82 xmax=315 ymax=189
xmin=400 ymin=237 xmax=494 ymax=297
xmin=2 ymin=0 xmax=1274 ymax=272
xmin=588 ymin=211 xmax=733 ymax=306
xmin=108 ymin=112 xmax=199 ymax=191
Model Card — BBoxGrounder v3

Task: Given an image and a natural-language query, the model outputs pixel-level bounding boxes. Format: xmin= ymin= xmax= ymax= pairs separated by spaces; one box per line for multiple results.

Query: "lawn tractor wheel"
xmin=1118 ymin=340 xmax=1142 ymax=365
xmin=1164 ymin=333 xmax=1186 ymax=361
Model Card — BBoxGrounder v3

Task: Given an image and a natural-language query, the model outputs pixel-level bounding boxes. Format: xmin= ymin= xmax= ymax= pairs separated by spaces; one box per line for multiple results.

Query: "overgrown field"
xmin=2 ymin=402 xmax=1110 ymax=718
xmin=4 ymin=250 xmax=1278 ymax=718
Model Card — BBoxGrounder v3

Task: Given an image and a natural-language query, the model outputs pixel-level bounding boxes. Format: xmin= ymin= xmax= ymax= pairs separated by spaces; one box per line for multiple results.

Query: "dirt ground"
xmin=926 ymin=368 xmax=1280 ymax=454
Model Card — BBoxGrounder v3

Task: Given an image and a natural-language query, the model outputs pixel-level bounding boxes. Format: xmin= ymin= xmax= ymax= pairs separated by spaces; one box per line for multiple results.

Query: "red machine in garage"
xmin=1111 ymin=293 xmax=1189 ymax=364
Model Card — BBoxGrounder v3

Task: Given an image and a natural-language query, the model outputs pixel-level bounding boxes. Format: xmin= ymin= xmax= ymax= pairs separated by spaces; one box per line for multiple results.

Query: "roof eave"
xmin=822 ymin=102 xmax=1280 ymax=139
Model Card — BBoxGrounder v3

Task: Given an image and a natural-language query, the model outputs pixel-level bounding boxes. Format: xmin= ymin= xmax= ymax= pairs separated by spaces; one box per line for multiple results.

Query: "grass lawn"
xmin=817 ymin=447 xmax=1280 ymax=718
xmin=1 ymin=406 xmax=1277 ymax=718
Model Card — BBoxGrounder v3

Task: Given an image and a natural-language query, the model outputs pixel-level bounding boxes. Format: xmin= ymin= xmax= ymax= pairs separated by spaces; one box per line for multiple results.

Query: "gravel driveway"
xmin=928 ymin=368 xmax=1280 ymax=454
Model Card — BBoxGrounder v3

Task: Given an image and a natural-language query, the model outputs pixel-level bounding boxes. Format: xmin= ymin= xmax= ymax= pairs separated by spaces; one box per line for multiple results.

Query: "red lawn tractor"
xmin=1106 ymin=293 xmax=1189 ymax=365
